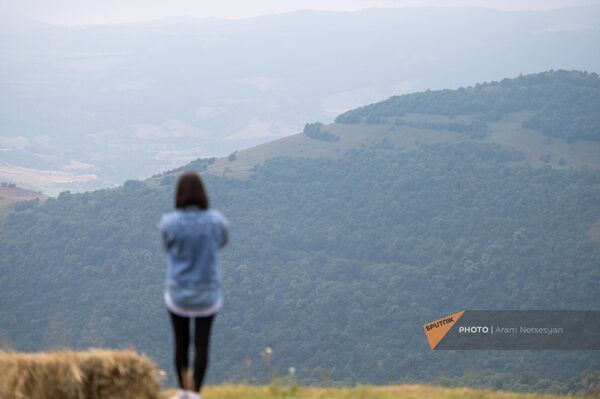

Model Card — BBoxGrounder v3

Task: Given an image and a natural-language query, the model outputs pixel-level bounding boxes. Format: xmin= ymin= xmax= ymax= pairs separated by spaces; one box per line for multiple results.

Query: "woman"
xmin=159 ymin=172 xmax=229 ymax=399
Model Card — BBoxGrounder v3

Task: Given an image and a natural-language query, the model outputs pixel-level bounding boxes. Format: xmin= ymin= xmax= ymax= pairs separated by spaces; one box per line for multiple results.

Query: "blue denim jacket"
xmin=159 ymin=207 xmax=228 ymax=309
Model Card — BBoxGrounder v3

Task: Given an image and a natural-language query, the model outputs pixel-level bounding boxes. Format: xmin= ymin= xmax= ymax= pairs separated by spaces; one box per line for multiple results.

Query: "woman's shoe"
xmin=169 ymin=390 xmax=189 ymax=399
xmin=184 ymin=390 xmax=201 ymax=399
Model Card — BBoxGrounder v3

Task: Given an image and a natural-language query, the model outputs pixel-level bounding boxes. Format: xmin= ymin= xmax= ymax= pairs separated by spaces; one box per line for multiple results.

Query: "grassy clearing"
xmin=205 ymin=120 xmax=465 ymax=179
xmin=161 ymin=384 xmax=579 ymax=399
xmin=482 ymin=113 xmax=600 ymax=170
xmin=0 ymin=163 xmax=97 ymax=196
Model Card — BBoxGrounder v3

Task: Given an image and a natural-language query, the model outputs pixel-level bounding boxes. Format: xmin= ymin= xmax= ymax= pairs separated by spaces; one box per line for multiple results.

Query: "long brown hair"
xmin=175 ymin=172 xmax=209 ymax=210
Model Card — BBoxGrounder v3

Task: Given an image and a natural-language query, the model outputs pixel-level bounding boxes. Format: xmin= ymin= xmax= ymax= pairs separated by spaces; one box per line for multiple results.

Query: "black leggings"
xmin=169 ymin=311 xmax=215 ymax=391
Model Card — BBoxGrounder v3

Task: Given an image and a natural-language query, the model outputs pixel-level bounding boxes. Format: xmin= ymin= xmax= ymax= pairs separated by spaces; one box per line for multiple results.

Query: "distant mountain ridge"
xmin=2 ymin=6 xmax=600 ymax=193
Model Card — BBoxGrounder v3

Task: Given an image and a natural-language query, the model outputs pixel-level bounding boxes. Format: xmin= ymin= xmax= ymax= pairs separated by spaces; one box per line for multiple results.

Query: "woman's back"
xmin=160 ymin=207 xmax=228 ymax=309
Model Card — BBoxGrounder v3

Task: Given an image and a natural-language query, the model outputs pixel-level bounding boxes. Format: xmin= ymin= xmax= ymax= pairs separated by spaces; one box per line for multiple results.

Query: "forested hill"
xmin=1 ymin=71 xmax=599 ymax=394
xmin=336 ymin=70 xmax=600 ymax=141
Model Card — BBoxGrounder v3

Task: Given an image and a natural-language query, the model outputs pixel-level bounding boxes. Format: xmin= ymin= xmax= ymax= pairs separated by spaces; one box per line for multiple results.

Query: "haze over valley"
xmin=2 ymin=5 xmax=600 ymax=194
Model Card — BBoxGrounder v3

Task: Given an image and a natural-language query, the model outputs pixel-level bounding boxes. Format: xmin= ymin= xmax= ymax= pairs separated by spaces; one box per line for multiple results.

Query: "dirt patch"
xmin=0 ymin=186 xmax=47 ymax=214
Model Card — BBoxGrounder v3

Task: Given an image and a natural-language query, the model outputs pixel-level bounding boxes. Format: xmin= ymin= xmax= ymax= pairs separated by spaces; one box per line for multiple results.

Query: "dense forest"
xmin=1 ymin=71 xmax=599 ymax=394
xmin=336 ymin=70 xmax=600 ymax=142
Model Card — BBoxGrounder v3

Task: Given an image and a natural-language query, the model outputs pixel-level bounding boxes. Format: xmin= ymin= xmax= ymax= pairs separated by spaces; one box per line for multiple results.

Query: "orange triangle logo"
xmin=423 ymin=311 xmax=464 ymax=350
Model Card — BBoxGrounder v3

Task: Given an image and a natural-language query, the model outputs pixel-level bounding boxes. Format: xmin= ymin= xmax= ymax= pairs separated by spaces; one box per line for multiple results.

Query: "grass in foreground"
xmin=161 ymin=384 xmax=580 ymax=399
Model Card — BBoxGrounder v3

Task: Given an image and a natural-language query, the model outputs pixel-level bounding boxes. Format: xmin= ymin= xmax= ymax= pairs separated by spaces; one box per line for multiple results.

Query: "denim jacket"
xmin=159 ymin=207 xmax=228 ymax=309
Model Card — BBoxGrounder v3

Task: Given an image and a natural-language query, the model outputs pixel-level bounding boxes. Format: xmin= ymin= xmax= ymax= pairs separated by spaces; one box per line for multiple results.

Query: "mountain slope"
xmin=203 ymin=71 xmax=600 ymax=178
xmin=1 ymin=71 xmax=599 ymax=393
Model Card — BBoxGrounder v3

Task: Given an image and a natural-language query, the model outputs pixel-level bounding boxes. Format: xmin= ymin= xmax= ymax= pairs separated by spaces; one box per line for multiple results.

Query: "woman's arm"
xmin=212 ymin=210 xmax=229 ymax=248
xmin=158 ymin=213 xmax=175 ymax=250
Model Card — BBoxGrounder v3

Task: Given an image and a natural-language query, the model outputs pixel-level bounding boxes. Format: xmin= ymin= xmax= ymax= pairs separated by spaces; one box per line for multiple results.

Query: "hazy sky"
xmin=2 ymin=0 xmax=600 ymax=25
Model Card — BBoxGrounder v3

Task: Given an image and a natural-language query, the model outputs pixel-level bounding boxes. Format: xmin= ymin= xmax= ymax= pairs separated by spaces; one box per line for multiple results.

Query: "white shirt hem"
xmin=164 ymin=291 xmax=223 ymax=318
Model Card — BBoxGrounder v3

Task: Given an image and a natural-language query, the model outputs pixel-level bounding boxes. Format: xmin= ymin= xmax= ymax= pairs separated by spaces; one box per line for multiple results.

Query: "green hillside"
xmin=336 ymin=70 xmax=600 ymax=141
xmin=1 ymin=71 xmax=599 ymax=395
xmin=203 ymin=71 xmax=600 ymax=179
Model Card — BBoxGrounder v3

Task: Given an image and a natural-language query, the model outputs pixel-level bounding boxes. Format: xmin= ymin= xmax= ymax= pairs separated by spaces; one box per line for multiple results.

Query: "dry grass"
xmin=0 ymin=349 xmax=582 ymax=399
xmin=0 ymin=349 xmax=161 ymax=399
xmin=161 ymin=384 xmax=580 ymax=399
